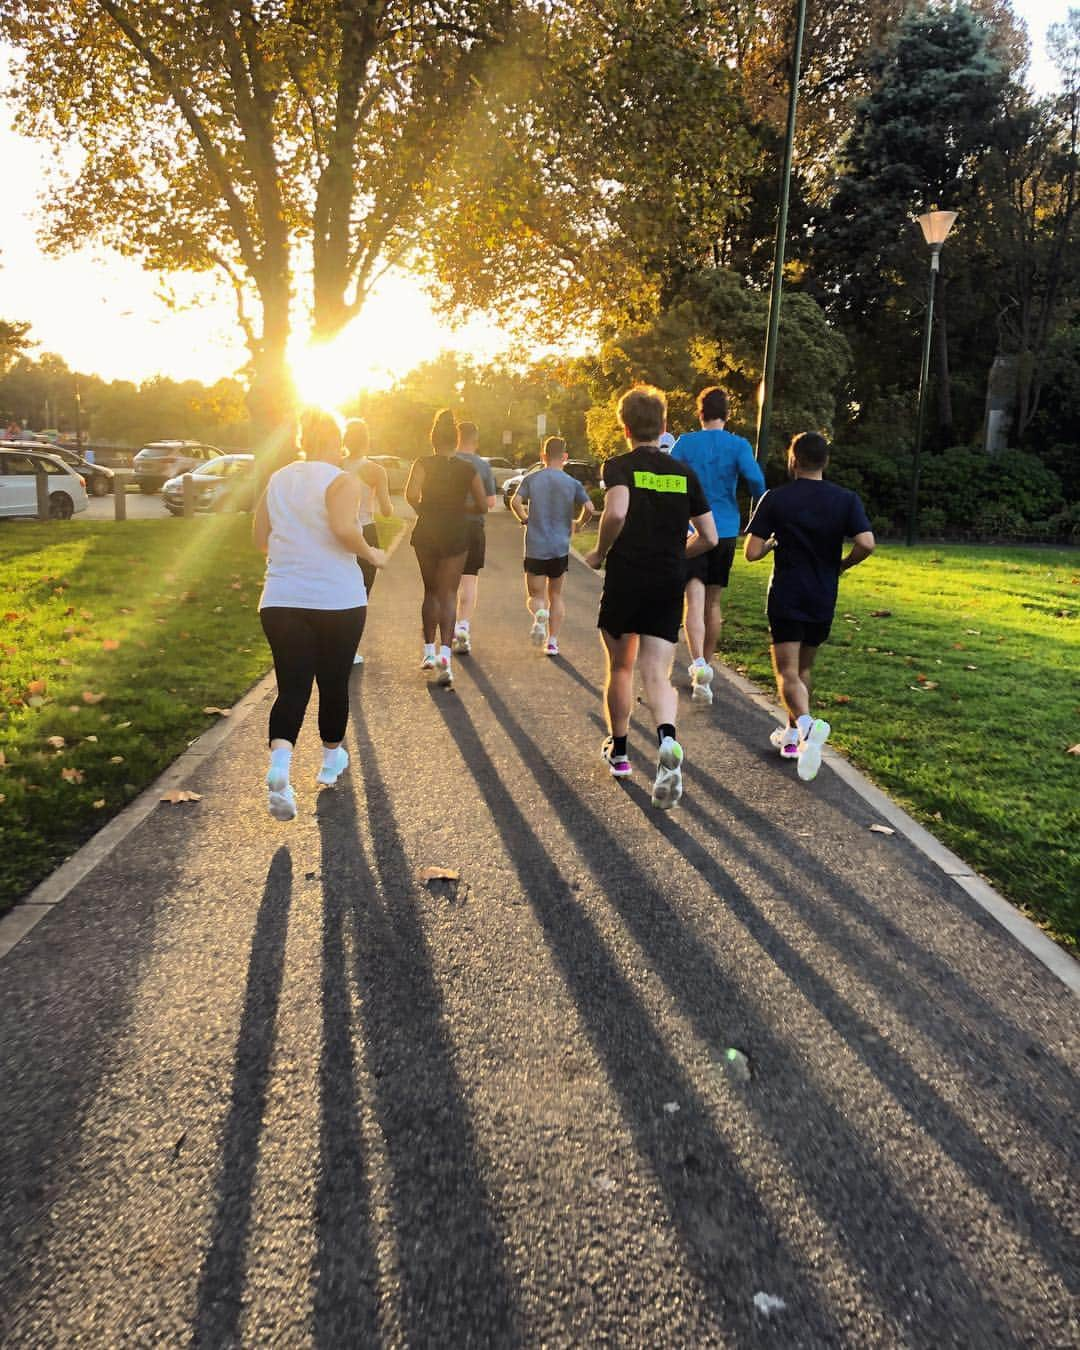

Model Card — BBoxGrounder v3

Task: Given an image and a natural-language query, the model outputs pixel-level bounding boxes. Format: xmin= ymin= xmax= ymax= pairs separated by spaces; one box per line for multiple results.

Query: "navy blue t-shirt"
xmin=746 ymin=479 xmax=872 ymax=623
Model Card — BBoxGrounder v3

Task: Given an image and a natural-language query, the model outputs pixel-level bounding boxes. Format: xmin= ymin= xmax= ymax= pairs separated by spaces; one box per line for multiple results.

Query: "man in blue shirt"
xmin=453 ymin=420 xmax=497 ymax=653
xmin=671 ymin=386 xmax=766 ymax=703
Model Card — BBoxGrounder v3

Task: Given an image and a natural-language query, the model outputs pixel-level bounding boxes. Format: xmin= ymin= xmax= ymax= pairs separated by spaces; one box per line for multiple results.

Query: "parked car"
xmin=132 ymin=440 xmax=223 ymax=493
xmin=30 ymin=442 xmax=116 ymax=498
xmin=0 ymin=448 xmax=88 ymax=520
xmin=367 ymin=454 xmax=411 ymax=493
xmin=502 ymin=458 xmax=599 ymax=508
xmin=480 ymin=455 xmax=518 ymax=489
xmin=162 ymin=454 xmax=256 ymax=515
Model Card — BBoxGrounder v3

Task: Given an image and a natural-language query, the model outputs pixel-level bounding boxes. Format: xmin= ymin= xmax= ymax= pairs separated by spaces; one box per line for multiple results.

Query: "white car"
xmin=480 ymin=455 xmax=518 ymax=489
xmin=161 ymin=454 xmax=256 ymax=515
xmin=0 ymin=447 xmax=89 ymax=520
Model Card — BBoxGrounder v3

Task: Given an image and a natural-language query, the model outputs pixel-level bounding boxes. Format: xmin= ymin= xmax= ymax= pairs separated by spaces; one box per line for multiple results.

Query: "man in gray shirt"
xmin=453 ymin=420 xmax=497 ymax=653
xmin=510 ymin=436 xmax=595 ymax=656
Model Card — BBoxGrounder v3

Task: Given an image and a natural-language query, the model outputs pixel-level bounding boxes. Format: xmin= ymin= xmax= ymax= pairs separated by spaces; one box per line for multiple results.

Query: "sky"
xmin=0 ymin=0 xmax=1073 ymax=395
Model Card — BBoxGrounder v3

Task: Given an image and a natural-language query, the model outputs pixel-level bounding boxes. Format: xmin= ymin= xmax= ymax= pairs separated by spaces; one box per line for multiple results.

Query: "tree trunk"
xmin=935 ymin=275 xmax=953 ymax=444
xmin=246 ymin=279 xmax=296 ymax=478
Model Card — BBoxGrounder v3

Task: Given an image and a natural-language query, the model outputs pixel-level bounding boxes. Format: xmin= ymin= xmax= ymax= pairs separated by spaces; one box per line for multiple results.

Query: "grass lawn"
xmin=0 ymin=513 xmax=403 ymax=914
xmin=574 ymin=534 xmax=1079 ymax=947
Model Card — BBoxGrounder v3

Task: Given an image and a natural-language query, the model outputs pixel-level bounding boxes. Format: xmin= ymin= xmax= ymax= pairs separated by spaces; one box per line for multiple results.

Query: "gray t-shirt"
xmin=456 ymin=451 xmax=496 ymax=523
xmin=517 ymin=467 xmax=590 ymax=559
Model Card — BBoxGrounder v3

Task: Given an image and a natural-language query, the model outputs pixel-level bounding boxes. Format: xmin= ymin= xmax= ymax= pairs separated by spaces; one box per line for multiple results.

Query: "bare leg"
xmin=457 ymin=573 xmax=479 ymax=625
xmin=771 ymin=641 xmax=810 ymax=723
xmin=637 ymin=635 xmax=678 ymax=730
xmin=435 ymin=553 xmax=467 ymax=648
xmin=546 ymin=574 xmax=567 ymax=638
xmin=683 ymin=578 xmax=706 ymax=662
xmin=703 ymin=584 xmax=725 ymax=660
xmin=526 ymin=572 xmax=548 ymax=617
xmin=600 ymin=630 xmax=639 ymax=737
xmin=417 ymin=552 xmax=441 ymax=644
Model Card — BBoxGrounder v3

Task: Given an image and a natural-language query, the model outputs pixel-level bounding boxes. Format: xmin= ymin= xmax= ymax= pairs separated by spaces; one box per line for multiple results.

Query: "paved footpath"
xmin=1 ymin=513 xmax=1077 ymax=1348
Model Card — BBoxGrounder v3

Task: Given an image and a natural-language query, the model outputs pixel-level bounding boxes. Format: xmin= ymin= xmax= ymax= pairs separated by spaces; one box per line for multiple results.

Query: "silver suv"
xmin=132 ymin=440 xmax=223 ymax=493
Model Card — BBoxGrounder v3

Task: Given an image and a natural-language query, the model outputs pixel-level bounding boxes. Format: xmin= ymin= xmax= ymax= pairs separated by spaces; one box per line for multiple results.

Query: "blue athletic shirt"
xmin=455 ymin=451 xmax=496 ymax=523
xmin=671 ymin=427 xmax=766 ymax=537
xmin=746 ymin=478 xmax=872 ymax=623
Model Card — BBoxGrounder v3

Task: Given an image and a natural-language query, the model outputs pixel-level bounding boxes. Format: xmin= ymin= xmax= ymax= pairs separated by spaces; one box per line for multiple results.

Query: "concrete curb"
xmin=0 ymin=518 xmax=412 ymax=964
xmin=568 ymin=545 xmax=1078 ymax=995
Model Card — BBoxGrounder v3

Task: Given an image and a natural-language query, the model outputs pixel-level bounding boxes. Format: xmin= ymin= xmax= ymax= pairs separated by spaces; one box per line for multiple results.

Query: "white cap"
xmin=658 ymin=432 xmax=675 ymax=453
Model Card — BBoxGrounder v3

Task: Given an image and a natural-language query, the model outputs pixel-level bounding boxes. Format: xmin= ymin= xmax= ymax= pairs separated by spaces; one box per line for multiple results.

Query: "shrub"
xmin=919 ymin=506 xmax=947 ymax=537
xmin=920 ymin=446 xmax=1063 ymax=532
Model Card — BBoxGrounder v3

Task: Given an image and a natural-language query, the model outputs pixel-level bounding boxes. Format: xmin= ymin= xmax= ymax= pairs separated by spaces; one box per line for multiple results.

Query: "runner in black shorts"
xmin=745 ymin=431 xmax=874 ymax=781
xmin=405 ymin=409 xmax=488 ymax=688
xmin=584 ymin=385 xmax=716 ymax=809
xmin=342 ymin=418 xmax=393 ymax=665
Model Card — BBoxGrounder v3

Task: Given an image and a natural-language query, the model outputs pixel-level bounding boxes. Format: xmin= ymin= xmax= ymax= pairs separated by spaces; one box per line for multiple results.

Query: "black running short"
xmin=357 ymin=521 xmax=381 ymax=594
xmin=768 ymin=614 xmax=832 ymax=647
xmin=411 ymin=515 xmax=468 ymax=559
xmin=524 ymin=555 xmax=569 ymax=578
xmin=684 ymin=537 xmax=737 ymax=588
xmin=598 ymin=562 xmax=683 ymax=643
xmin=462 ymin=519 xmax=486 ymax=575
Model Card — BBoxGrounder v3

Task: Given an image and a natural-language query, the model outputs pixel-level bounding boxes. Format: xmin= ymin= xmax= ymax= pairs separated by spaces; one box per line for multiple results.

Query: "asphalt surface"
xmin=1 ymin=511 xmax=1077 ymax=1348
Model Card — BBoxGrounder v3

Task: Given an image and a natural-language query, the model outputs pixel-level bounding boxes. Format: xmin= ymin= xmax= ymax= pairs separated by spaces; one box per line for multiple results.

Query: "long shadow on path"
xmin=313 ymin=699 xmax=522 ymax=1346
xmin=193 ymin=846 xmax=293 ymax=1348
xmin=459 ymin=663 xmax=1030 ymax=1344
xmin=429 ymin=685 xmax=847 ymax=1343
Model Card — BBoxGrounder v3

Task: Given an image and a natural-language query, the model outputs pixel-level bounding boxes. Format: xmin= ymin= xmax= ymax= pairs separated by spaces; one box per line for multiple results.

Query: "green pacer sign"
xmin=633 ymin=470 xmax=687 ymax=494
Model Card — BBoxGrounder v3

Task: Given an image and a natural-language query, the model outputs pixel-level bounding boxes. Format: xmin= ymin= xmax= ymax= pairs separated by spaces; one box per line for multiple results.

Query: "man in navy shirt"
xmin=745 ymin=431 xmax=875 ymax=782
xmin=671 ymin=386 xmax=766 ymax=704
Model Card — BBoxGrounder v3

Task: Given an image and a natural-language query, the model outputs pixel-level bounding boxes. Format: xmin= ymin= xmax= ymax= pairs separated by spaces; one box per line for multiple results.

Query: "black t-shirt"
xmin=417 ymin=454 xmax=476 ymax=522
xmin=602 ymin=445 xmax=709 ymax=580
xmin=746 ymin=478 xmax=872 ymax=623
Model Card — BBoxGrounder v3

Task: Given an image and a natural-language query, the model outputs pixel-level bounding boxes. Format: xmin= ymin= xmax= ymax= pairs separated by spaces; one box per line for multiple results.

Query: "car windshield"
xmin=197 ymin=460 xmax=230 ymax=477
xmin=139 ymin=445 xmax=182 ymax=459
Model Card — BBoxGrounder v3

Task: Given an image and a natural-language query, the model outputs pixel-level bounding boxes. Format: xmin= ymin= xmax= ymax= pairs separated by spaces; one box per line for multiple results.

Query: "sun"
xmin=288 ymin=323 xmax=394 ymax=410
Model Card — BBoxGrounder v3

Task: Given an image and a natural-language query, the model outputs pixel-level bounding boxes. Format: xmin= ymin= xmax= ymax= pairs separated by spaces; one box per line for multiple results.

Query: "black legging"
xmin=260 ymin=606 xmax=366 ymax=746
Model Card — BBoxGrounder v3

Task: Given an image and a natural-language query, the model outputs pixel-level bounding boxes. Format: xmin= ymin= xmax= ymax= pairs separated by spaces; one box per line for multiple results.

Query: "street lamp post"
xmin=754 ymin=0 xmax=808 ymax=468
xmin=907 ymin=208 xmax=957 ymax=547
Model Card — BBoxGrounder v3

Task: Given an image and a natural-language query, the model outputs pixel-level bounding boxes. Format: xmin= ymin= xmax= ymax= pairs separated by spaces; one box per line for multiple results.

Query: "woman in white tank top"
xmin=252 ymin=410 xmax=386 ymax=822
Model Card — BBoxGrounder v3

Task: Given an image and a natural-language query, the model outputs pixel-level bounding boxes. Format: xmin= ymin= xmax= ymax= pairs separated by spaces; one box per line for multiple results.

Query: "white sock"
xmin=439 ymin=644 xmax=452 ymax=663
xmin=796 ymin=714 xmax=813 ymax=740
xmin=322 ymin=744 xmax=343 ymax=765
xmin=457 ymin=619 xmax=470 ymax=632
xmin=692 ymin=656 xmax=709 ymax=668
xmin=423 ymin=642 xmax=436 ymax=659
xmin=269 ymin=746 xmax=292 ymax=774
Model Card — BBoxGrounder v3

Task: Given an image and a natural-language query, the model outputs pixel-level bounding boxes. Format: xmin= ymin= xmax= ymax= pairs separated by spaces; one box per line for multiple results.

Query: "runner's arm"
xmin=583 ymin=485 xmax=629 ymax=568
xmin=739 ymin=441 xmax=767 ymax=497
xmin=743 ymin=531 xmax=777 ymax=562
xmin=404 ymin=458 xmax=425 ymax=511
xmin=361 ymin=459 xmax=393 ymax=517
xmin=252 ymin=490 xmax=270 ymax=554
xmin=469 ymin=471 xmax=489 ymax=515
xmin=685 ymin=510 xmax=718 ymax=558
xmin=839 ymin=531 xmax=876 ymax=572
xmin=327 ymin=475 xmax=386 ymax=565
xmin=509 ymin=491 xmax=528 ymax=523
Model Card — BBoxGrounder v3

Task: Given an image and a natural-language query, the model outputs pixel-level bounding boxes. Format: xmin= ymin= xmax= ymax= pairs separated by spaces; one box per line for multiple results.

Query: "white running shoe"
xmin=688 ymin=662 xmax=714 ymax=704
xmin=545 ymin=638 xmax=559 ymax=657
xmin=420 ymin=651 xmax=437 ymax=671
xmin=436 ymin=654 xmax=454 ymax=687
xmin=600 ymin=736 xmax=632 ymax=778
xmin=770 ymin=725 xmax=800 ymax=759
xmin=530 ymin=609 xmax=549 ymax=645
xmin=317 ymin=746 xmax=349 ymax=786
xmin=266 ymin=767 xmax=297 ymax=822
xmin=452 ymin=626 xmax=471 ymax=654
xmin=797 ymin=719 xmax=831 ymax=782
xmin=652 ymin=736 xmax=684 ymax=809
xmin=353 ymin=651 xmax=364 ymax=666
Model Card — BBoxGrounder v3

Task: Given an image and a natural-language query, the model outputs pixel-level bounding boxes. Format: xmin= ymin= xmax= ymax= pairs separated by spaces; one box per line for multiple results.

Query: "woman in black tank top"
xmin=405 ymin=408 xmax=487 ymax=686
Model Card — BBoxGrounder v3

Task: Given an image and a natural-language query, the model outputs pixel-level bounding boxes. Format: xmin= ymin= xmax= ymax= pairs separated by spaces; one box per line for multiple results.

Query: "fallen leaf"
xmin=965 ymin=628 xmax=981 ymax=635
xmin=1067 ymin=745 xmax=1080 ymax=756
xmin=420 ymin=865 xmax=460 ymax=882
xmin=230 ymin=581 xmax=242 ymax=590
xmin=662 ymin=1101 xmax=680 ymax=1115
xmin=753 ymin=1293 xmax=787 ymax=1317
xmin=202 ymin=706 xmax=231 ymax=717
xmin=0 ymin=750 xmax=6 ymax=768
xmin=26 ymin=696 xmax=45 ymax=708
xmin=102 ymin=639 xmax=120 ymax=651
xmin=26 ymin=678 xmax=46 ymax=696
xmin=81 ymin=691 xmax=106 ymax=704
xmin=870 ymin=609 xmax=892 ymax=618
xmin=869 ymin=824 xmax=895 ymax=835
xmin=0 ymin=794 xmax=6 ymax=804
xmin=60 ymin=766 xmax=85 ymax=784
xmin=114 ymin=721 xmax=132 ymax=730
xmin=833 ymin=694 xmax=851 ymax=705
xmin=4 ymin=611 xmax=20 ymax=622
xmin=92 ymin=799 xmax=105 ymax=809
xmin=594 ymin=1174 xmax=616 ymax=1193
xmin=45 ymin=736 xmax=66 ymax=749
xmin=57 ymin=657 xmax=72 ymax=667
xmin=212 ymin=605 xmax=223 ymax=613
xmin=79 ymin=609 xmax=93 ymax=620
xmin=83 ymin=735 xmax=98 ymax=743
xmin=160 ymin=789 xmax=202 ymax=803
xmin=964 ymin=664 xmax=977 ymax=671
xmin=109 ymin=755 xmax=124 ymax=765
xmin=62 ymin=626 xmax=76 ymax=638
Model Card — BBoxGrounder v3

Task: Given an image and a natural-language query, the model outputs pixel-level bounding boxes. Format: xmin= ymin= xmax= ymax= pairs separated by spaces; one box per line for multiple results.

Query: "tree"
xmin=3 ymin=1 xmax=515 ymax=445
xmin=0 ymin=319 xmax=33 ymax=377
